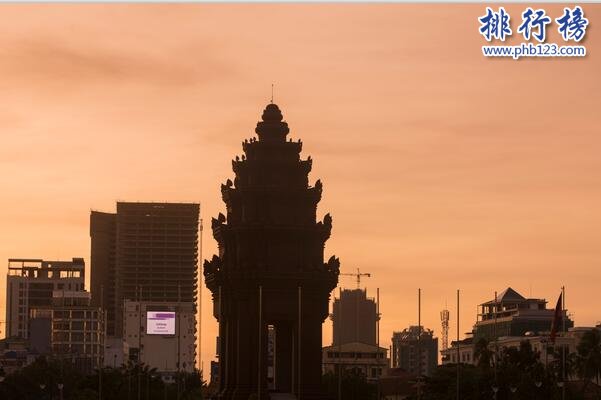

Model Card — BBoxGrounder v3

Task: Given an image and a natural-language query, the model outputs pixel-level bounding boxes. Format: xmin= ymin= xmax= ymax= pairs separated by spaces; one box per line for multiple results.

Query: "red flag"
xmin=549 ymin=292 xmax=562 ymax=344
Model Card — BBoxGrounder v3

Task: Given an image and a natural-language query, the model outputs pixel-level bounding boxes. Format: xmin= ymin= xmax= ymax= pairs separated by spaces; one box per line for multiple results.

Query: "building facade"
xmin=332 ymin=289 xmax=378 ymax=346
xmin=90 ymin=202 xmax=200 ymax=337
xmin=5 ymin=258 xmax=85 ymax=339
xmin=204 ymin=103 xmax=339 ymax=399
xmin=29 ymin=290 xmax=104 ymax=373
xmin=441 ymin=332 xmax=579 ymax=367
xmin=474 ymin=287 xmax=573 ymax=341
xmin=391 ymin=326 xmax=438 ymax=377
xmin=322 ymin=342 xmax=388 ymax=382
xmin=122 ymin=300 xmax=196 ymax=374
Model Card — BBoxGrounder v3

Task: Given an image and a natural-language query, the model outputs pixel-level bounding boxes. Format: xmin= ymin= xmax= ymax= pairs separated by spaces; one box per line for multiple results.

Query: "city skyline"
xmin=1 ymin=3 xmax=600 ymax=373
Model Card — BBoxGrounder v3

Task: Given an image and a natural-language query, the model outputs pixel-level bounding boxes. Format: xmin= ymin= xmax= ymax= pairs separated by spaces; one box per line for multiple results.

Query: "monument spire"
xmin=204 ymin=101 xmax=339 ymax=399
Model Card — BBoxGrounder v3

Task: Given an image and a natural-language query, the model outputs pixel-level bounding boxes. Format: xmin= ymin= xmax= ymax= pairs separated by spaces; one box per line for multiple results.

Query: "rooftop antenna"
xmin=440 ymin=306 xmax=449 ymax=351
xmin=271 ymin=83 xmax=274 ymax=104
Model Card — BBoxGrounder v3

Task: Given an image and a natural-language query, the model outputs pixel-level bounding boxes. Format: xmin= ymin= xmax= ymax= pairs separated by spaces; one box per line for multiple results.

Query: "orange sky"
xmin=0 ymin=4 xmax=600 ymax=370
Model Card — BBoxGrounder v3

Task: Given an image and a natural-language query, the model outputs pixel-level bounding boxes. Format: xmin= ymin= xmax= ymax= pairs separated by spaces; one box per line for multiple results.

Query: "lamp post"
xmin=509 ymin=385 xmax=517 ymax=399
xmin=491 ymin=384 xmax=499 ymax=400
xmin=0 ymin=374 xmax=5 ymax=398
xmin=40 ymin=383 xmax=47 ymax=400
xmin=534 ymin=380 xmax=542 ymax=400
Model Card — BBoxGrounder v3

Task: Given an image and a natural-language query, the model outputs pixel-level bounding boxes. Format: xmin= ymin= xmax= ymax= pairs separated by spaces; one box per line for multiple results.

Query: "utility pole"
xmin=337 ymin=287 xmax=342 ymax=400
xmin=456 ymin=289 xmax=460 ymax=400
xmin=99 ymin=285 xmax=104 ymax=400
xmin=138 ymin=286 xmax=143 ymax=400
xmin=417 ymin=288 xmax=422 ymax=400
xmin=376 ymin=288 xmax=381 ymax=400
xmin=562 ymin=286 xmax=566 ymax=400
xmin=198 ymin=219 xmax=203 ymax=373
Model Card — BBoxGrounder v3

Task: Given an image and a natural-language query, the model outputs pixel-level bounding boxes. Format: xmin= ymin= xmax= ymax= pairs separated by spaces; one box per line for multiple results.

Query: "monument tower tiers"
xmin=204 ymin=103 xmax=340 ymax=399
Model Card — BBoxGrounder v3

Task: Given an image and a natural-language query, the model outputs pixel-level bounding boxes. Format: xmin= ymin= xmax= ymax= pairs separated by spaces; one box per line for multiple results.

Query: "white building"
xmin=322 ymin=342 xmax=389 ymax=382
xmin=441 ymin=327 xmax=596 ymax=367
xmin=123 ymin=300 xmax=196 ymax=374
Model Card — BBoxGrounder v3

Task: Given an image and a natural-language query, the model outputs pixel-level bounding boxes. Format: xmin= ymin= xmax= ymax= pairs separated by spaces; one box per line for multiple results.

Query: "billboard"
xmin=146 ymin=311 xmax=176 ymax=335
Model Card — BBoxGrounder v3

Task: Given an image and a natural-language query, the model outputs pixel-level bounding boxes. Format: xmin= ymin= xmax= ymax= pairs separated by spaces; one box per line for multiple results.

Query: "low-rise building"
xmin=29 ymin=290 xmax=104 ymax=373
xmin=322 ymin=342 xmax=388 ymax=382
xmin=441 ymin=336 xmax=475 ymax=365
xmin=0 ymin=337 xmax=36 ymax=375
xmin=441 ymin=327 xmax=597 ymax=368
xmin=378 ymin=368 xmax=417 ymax=400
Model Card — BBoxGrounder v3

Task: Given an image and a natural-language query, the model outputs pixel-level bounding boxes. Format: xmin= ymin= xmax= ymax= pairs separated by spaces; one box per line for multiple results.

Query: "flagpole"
xmin=258 ymin=285 xmax=263 ymax=400
xmin=377 ymin=287 xmax=381 ymax=400
xmin=494 ymin=291 xmax=498 ymax=399
xmin=298 ymin=286 xmax=302 ymax=400
xmin=338 ymin=288 xmax=342 ymax=400
xmin=456 ymin=289 xmax=460 ymax=400
xmin=562 ymin=286 xmax=566 ymax=400
xmin=417 ymin=288 xmax=421 ymax=400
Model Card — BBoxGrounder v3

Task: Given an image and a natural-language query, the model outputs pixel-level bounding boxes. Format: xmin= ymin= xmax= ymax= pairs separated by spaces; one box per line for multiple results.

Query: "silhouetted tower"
xmin=440 ymin=309 xmax=449 ymax=351
xmin=204 ymin=103 xmax=339 ymax=400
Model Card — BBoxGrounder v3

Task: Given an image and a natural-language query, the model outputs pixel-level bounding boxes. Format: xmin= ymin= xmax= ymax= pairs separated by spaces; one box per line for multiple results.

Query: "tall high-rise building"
xmin=90 ymin=202 xmax=200 ymax=337
xmin=332 ymin=288 xmax=378 ymax=346
xmin=90 ymin=211 xmax=117 ymax=335
xmin=391 ymin=326 xmax=438 ymax=377
xmin=5 ymin=258 xmax=85 ymax=339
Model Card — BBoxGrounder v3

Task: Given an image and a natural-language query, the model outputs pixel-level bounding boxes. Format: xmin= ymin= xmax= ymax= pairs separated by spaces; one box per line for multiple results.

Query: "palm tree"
xmin=575 ymin=329 xmax=601 ymax=395
xmin=474 ymin=338 xmax=494 ymax=370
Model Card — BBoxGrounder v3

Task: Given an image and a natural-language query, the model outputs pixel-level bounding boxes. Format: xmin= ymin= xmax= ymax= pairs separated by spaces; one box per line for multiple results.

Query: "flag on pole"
xmin=549 ymin=292 xmax=563 ymax=344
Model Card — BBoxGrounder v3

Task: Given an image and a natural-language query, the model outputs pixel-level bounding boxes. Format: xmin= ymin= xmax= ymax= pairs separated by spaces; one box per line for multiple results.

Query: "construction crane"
xmin=339 ymin=268 xmax=371 ymax=289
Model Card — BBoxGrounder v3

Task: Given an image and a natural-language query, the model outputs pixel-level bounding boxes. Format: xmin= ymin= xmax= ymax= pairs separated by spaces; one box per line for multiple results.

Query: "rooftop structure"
xmin=474 ymin=287 xmax=573 ymax=340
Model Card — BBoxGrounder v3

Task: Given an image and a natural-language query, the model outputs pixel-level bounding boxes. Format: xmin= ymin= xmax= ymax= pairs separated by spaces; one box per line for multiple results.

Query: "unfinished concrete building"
xmin=5 ymin=258 xmax=85 ymax=338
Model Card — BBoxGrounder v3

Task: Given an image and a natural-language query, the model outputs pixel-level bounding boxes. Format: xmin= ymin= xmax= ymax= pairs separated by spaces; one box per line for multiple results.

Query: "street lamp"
xmin=492 ymin=385 xmax=499 ymax=400
xmin=58 ymin=383 xmax=64 ymax=400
